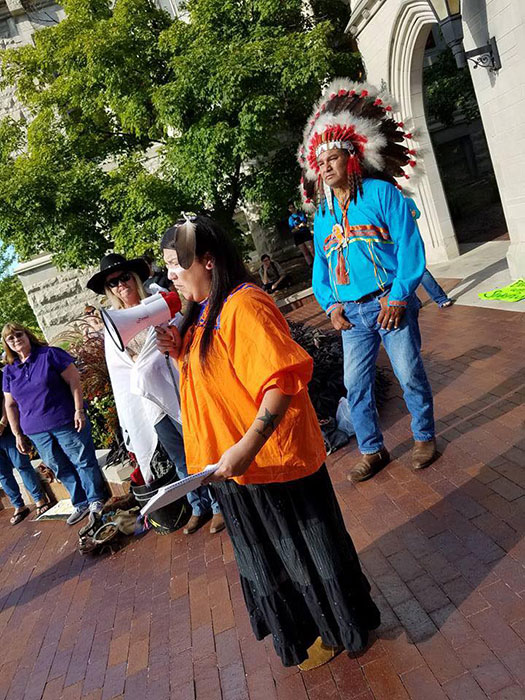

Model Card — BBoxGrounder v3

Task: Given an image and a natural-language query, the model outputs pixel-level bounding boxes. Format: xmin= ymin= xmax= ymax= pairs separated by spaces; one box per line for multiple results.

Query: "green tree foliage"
xmin=0 ymin=241 xmax=41 ymax=334
xmin=424 ymin=48 xmax=480 ymax=127
xmin=0 ymin=240 xmax=15 ymax=279
xmin=0 ymin=0 xmax=361 ymax=268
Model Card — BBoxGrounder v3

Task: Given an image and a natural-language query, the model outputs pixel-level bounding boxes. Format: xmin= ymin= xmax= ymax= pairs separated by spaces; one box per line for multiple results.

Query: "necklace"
xmin=335 ymin=192 xmax=351 ymax=227
xmin=331 ymin=194 xmax=351 ymax=248
xmin=331 ymin=193 xmax=352 ymax=286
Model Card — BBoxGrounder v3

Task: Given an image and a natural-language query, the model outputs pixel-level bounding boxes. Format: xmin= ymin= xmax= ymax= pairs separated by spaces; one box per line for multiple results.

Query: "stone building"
xmin=347 ymin=0 xmax=525 ymax=278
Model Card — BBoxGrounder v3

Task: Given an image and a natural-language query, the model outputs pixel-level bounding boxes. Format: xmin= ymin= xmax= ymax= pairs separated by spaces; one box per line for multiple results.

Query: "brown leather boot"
xmin=183 ymin=514 xmax=209 ymax=535
xmin=348 ymin=447 xmax=390 ymax=483
xmin=209 ymin=513 xmax=225 ymax=534
xmin=412 ymin=438 xmax=438 ymax=470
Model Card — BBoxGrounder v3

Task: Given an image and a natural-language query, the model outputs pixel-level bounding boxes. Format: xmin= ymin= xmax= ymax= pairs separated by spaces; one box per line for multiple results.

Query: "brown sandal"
xmin=10 ymin=507 xmax=30 ymax=526
xmin=36 ymin=503 xmax=51 ymax=517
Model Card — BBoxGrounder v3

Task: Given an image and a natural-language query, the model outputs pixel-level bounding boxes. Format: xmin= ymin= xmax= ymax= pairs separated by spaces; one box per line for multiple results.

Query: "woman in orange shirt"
xmin=156 ymin=215 xmax=379 ymax=669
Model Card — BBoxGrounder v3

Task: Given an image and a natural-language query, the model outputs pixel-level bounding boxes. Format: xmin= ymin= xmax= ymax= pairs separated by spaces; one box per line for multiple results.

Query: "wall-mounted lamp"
xmin=427 ymin=0 xmax=501 ymax=72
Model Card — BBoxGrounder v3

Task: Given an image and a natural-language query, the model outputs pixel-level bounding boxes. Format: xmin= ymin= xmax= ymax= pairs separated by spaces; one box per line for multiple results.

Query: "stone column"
xmin=463 ymin=0 xmax=525 ymax=278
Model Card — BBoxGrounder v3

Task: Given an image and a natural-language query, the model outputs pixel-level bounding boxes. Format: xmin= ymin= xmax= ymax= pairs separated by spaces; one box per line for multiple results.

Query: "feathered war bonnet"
xmin=297 ymin=79 xmax=418 ymax=212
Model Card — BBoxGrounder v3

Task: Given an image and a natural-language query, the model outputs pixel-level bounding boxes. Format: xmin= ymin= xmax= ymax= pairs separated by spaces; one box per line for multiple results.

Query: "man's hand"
xmin=330 ymin=304 xmax=352 ymax=331
xmin=377 ymin=296 xmax=405 ymax=330
xmin=155 ymin=325 xmax=182 ymax=360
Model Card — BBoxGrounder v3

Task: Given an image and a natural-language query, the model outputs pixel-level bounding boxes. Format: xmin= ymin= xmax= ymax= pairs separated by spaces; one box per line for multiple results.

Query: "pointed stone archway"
xmin=388 ymin=0 xmax=459 ymax=263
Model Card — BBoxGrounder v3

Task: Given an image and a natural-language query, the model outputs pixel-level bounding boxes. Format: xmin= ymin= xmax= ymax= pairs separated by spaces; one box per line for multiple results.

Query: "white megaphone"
xmin=100 ymin=292 xmax=182 ymax=352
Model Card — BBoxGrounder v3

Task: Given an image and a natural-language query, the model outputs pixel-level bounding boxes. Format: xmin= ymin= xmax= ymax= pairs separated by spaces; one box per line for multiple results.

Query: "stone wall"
xmin=17 ymin=255 xmax=99 ymax=340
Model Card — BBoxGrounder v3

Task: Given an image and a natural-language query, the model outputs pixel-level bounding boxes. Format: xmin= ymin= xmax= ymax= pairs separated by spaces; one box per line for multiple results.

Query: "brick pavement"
xmin=0 ymin=291 xmax=524 ymax=700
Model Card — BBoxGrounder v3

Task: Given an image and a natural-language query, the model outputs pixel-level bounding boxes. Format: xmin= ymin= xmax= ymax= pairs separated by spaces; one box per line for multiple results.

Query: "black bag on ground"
xmin=319 ymin=417 xmax=351 ymax=455
xmin=131 ymin=467 xmax=191 ymax=535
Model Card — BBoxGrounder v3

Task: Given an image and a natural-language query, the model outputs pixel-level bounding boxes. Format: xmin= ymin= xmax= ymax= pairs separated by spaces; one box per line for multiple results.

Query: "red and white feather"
xmin=298 ymin=78 xmax=412 ymax=208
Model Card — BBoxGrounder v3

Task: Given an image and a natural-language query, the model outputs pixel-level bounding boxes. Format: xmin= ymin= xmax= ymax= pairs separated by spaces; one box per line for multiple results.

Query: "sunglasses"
xmin=5 ymin=331 xmax=26 ymax=343
xmin=106 ymin=271 xmax=132 ymax=289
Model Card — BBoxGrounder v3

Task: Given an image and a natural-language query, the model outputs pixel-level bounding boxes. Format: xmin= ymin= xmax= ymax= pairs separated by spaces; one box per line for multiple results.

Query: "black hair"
xmin=261 ymin=254 xmax=270 ymax=261
xmin=161 ymin=215 xmax=252 ymax=365
xmin=287 ymin=199 xmax=296 ymax=207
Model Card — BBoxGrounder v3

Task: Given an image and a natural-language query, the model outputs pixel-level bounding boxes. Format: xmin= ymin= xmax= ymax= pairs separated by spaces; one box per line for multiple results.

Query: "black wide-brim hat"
xmin=86 ymin=253 xmax=151 ymax=295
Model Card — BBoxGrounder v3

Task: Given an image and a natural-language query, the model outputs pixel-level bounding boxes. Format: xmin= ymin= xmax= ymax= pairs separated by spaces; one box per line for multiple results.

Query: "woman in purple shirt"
xmin=0 ymin=379 xmax=50 ymax=524
xmin=1 ymin=323 xmax=106 ymax=526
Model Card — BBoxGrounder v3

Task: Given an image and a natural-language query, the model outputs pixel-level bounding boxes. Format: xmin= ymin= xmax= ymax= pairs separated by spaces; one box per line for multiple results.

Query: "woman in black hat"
xmin=86 ymin=253 xmax=151 ymax=298
xmin=87 ymin=254 xmax=224 ymax=535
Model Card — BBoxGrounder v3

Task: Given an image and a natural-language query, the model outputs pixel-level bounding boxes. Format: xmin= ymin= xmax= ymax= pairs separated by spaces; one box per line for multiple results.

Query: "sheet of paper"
xmin=140 ymin=464 xmax=218 ymax=517
xmin=33 ymin=499 xmax=74 ymax=521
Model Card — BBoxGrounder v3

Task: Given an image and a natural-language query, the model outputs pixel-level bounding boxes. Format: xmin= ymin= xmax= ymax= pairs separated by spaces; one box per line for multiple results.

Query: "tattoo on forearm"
xmin=254 ymin=408 xmax=279 ymax=438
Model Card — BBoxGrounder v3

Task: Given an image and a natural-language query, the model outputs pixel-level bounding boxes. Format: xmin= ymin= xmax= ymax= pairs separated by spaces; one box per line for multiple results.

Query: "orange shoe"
xmin=298 ymin=637 xmax=343 ymax=671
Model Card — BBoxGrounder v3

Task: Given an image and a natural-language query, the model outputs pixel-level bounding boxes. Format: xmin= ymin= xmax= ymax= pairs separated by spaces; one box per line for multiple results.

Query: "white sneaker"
xmin=66 ymin=505 xmax=90 ymax=526
xmin=89 ymin=500 xmax=104 ymax=515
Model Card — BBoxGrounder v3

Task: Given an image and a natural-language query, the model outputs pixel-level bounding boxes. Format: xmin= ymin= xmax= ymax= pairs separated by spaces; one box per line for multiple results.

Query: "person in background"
xmin=156 ymin=215 xmax=380 ymax=671
xmin=87 ymin=253 xmax=223 ymax=535
xmin=143 ymin=253 xmax=173 ymax=295
xmin=0 ymin=372 xmax=50 ymax=524
xmin=405 ymin=198 xmax=454 ymax=308
xmin=1 ymin=323 xmax=106 ymax=525
xmin=288 ymin=200 xmax=314 ymax=267
xmin=259 ymin=254 xmax=290 ymax=293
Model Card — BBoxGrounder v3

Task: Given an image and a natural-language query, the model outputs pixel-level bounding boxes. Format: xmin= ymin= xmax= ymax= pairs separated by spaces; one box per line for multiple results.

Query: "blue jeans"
xmin=342 ymin=293 xmax=435 ymax=454
xmin=154 ymin=415 xmax=220 ymax=516
xmin=0 ymin=431 xmax=44 ymax=509
xmin=29 ymin=421 xmax=106 ymax=508
xmin=420 ymin=269 xmax=450 ymax=307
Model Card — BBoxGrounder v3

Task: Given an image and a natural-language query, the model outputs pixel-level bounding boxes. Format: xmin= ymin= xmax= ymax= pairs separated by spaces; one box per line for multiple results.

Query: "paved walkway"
xmin=0 ymin=295 xmax=524 ymax=700
xmin=427 ymin=241 xmax=525 ymax=314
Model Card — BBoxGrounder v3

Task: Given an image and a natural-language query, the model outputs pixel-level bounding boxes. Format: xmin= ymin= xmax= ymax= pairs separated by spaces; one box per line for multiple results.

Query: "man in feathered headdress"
xmin=298 ymin=79 xmax=438 ymax=482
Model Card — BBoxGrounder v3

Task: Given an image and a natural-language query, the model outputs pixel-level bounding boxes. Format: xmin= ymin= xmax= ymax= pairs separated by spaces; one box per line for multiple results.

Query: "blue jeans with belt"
xmin=341 ymin=293 xmax=435 ymax=454
xmin=29 ymin=420 xmax=106 ymax=508
xmin=0 ymin=431 xmax=44 ymax=509
xmin=154 ymin=415 xmax=220 ymax=516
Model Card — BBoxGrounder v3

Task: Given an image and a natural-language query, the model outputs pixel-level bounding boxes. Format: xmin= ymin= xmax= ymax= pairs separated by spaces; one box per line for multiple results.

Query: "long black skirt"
xmin=212 ymin=464 xmax=380 ymax=666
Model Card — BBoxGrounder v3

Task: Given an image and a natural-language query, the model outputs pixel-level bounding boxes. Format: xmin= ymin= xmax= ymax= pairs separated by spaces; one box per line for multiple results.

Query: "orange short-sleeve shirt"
xmin=178 ymin=284 xmax=326 ymax=485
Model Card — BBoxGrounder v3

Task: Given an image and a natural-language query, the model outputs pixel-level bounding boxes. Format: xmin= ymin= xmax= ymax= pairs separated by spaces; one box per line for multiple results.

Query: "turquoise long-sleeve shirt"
xmin=312 ymin=178 xmax=426 ymax=315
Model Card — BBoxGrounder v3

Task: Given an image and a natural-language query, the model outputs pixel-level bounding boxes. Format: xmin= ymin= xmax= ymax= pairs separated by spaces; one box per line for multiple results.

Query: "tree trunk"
xmin=241 ymin=201 xmax=291 ymax=258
